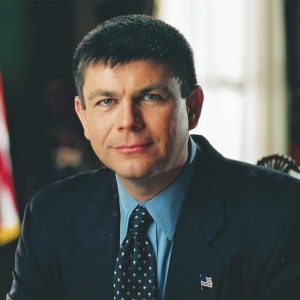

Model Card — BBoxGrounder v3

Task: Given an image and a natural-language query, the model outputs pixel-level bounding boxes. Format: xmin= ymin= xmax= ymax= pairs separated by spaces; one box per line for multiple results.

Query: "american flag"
xmin=200 ymin=274 xmax=213 ymax=289
xmin=0 ymin=71 xmax=20 ymax=245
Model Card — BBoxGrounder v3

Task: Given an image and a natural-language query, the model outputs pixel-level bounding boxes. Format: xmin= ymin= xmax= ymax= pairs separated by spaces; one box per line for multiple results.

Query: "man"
xmin=7 ymin=15 xmax=300 ymax=300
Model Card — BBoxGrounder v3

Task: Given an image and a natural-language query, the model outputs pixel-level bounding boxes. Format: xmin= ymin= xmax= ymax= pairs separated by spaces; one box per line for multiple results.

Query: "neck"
xmin=118 ymin=165 xmax=185 ymax=201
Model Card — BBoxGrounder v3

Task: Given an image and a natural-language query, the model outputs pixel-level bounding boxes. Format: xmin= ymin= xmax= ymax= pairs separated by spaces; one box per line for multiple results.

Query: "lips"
xmin=113 ymin=143 xmax=152 ymax=154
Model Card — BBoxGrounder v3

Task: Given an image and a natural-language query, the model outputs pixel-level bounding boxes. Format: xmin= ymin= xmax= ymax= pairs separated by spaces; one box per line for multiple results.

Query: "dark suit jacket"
xmin=7 ymin=135 xmax=300 ymax=300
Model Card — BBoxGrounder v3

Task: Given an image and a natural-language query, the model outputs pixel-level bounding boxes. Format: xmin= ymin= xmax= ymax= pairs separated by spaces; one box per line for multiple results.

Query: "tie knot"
xmin=128 ymin=206 xmax=153 ymax=235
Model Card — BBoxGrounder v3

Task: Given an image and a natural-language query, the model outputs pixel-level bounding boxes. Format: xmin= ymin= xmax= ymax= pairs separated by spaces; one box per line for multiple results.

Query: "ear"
xmin=186 ymin=85 xmax=204 ymax=130
xmin=74 ymin=96 xmax=90 ymax=140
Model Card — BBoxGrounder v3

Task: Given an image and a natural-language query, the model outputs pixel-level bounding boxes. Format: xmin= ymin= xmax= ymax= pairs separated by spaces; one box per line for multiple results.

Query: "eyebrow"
xmin=133 ymin=84 xmax=171 ymax=97
xmin=87 ymin=83 xmax=171 ymax=102
xmin=87 ymin=89 xmax=116 ymax=102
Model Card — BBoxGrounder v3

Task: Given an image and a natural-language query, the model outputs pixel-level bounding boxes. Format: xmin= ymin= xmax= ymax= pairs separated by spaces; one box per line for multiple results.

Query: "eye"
xmin=143 ymin=94 xmax=163 ymax=102
xmin=96 ymin=98 xmax=115 ymax=106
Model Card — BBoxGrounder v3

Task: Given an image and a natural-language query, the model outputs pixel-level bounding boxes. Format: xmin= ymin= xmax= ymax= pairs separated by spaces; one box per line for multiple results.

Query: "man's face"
xmin=75 ymin=60 xmax=202 ymax=183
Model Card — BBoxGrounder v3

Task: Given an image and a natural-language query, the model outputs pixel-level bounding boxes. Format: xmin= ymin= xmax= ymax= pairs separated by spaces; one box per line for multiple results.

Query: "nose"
xmin=116 ymin=100 xmax=143 ymax=132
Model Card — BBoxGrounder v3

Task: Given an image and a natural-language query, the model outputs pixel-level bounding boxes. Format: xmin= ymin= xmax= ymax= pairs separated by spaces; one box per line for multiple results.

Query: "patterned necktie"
xmin=113 ymin=205 xmax=158 ymax=300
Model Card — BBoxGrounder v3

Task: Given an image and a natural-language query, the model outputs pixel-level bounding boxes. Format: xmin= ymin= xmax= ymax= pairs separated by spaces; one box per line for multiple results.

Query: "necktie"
xmin=113 ymin=205 xmax=158 ymax=300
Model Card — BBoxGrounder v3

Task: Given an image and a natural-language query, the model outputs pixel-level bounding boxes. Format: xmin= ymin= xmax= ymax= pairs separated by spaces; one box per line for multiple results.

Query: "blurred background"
xmin=0 ymin=0 xmax=300 ymax=298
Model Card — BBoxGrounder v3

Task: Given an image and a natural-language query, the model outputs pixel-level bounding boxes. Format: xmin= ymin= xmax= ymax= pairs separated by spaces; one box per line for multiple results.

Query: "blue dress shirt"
xmin=116 ymin=137 xmax=200 ymax=300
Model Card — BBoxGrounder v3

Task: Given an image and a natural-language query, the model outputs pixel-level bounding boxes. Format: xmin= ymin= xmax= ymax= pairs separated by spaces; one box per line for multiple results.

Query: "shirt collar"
xmin=117 ymin=136 xmax=200 ymax=243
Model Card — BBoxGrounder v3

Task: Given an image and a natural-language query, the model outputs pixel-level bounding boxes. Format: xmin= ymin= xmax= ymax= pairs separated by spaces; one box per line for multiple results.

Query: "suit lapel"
xmin=61 ymin=172 xmax=120 ymax=299
xmin=165 ymin=137 xmax=228 ymax=300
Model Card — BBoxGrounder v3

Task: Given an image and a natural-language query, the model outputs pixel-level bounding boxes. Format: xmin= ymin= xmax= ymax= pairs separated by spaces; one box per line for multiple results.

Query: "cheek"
xmin=169 ymin=108 xmax=189 ymax=137
xmin=86 ymin=116 xmax=112 ymax=147
xmin=148 ymin=106 xmax=187 ymax=137
xmin=149 ymin=112 xmax=175 ymax=139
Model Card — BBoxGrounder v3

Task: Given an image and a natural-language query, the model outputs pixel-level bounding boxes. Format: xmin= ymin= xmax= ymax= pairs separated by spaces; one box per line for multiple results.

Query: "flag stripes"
xmin=0 ymin=71 xmax=20 ymax=245
xmin=200 ymin=274 xmax=213 ymax=289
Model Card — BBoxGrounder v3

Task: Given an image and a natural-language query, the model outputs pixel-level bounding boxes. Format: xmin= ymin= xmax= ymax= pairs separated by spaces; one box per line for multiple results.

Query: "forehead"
xmin=82 ymin=60 xmax=177 ymax=91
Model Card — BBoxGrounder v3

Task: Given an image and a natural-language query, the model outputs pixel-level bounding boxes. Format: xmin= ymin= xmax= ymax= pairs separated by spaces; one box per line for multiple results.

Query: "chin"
xmin=110 ymin=158 xmax=155 ymax=177
xmin=115 ymin=163 xmax=159 ymax=180
xmin=116 ymin=169 xmax=154 ymax=180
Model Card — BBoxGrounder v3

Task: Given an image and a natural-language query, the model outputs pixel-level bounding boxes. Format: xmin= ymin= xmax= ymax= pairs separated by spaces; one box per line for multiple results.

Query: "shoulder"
xmin=193 ymin=134 xmax=300 ymax=197
xmin=225 ymin=156 xmax=300 ymax=199
xmin=192 ymin=134 xmax=300 ymax=230
xmin=27 ymin=167 xmax=115 ymax=217
xmin=221 ymin=157 xmax=300 ymax=251
xmin=20 ymin=167 xmax=116 ymax=257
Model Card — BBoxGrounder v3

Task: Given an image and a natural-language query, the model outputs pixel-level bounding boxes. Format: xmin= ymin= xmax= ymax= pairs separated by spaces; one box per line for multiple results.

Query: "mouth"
xmin=113 ymin=143 xmax=152 ymax=154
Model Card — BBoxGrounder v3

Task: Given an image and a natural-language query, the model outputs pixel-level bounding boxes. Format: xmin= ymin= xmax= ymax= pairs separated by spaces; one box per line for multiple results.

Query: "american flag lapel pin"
xmin=200 ymin=274 xmax=213 ymax=290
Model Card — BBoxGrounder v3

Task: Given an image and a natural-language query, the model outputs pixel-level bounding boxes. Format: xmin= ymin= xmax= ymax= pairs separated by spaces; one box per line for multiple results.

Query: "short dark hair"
xmin=73 ymin=14 xmax=197 ymax=106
